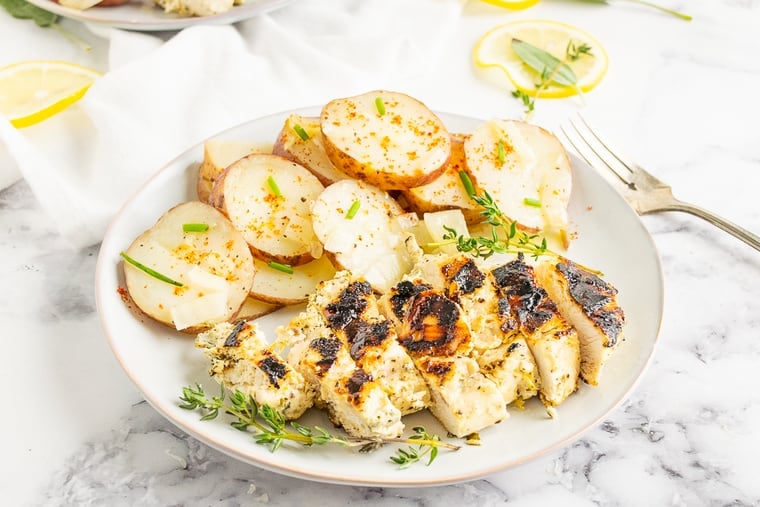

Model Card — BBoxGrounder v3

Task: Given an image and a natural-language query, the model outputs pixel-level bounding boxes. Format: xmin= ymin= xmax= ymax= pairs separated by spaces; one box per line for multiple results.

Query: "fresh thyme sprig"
xmin=179 ymin=384 xmax=460 ymax=468
xmin=432 ymin=172 xmax=602 ymax=275
xmin=510 ymin=38 xmax=593 ymax=116
xmin=390 ymin=426 xmax=442 ymax=469
xmin=438 ymin=188 xmax=550 ymax=261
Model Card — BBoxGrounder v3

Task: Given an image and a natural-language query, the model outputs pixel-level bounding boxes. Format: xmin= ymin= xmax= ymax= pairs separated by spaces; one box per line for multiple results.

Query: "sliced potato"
xmin=122 ymin=201 xmax=254 ymax=333
xmin=251 ymin=255 xmax=336 ymax=305
xmin=236 ymin=296 xmax=281 ymax=320
xmin=272 ymin=114 xmax=350 ymax=186
xmin=197 ymin=139 xmax=272 ymax=204
xmin=464 ymin=119 xmax=572 ymax=242
xmin=311 ymin=179 xmax=415 ymax=293
xmin=211 ymin=153 xmax=324 ymax=266
xmin=423 ymin=209 xmax=470 ymax=256
xmin=402 ymin=133 xmax=482 ymax=224
xmin=320 ymin=90 xmax=451 ymax=190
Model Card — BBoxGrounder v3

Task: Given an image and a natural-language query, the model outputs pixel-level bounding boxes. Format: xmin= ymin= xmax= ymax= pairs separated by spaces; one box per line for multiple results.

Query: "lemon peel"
xmin=479 ymin=0 xmax=540 ymax=10
xmin=473 ymin=19 xmax=608 ymax=98
xmin=0 ymin=60 xmax=101 ymax=128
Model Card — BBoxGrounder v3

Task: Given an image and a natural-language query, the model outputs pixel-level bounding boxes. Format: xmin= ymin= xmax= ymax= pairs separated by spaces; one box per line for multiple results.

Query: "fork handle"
xmin=659 ymin=200 xmax=760 ymax=252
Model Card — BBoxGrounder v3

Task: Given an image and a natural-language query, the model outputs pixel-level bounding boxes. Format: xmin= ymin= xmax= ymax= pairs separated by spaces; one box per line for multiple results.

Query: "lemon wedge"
xmin=479 ymin=0 xmax=540 ymax=9
xmin=473 ymin=20 xmax=608 ymax=98
xmin=0 ymin=60 xmax=102 ymax=128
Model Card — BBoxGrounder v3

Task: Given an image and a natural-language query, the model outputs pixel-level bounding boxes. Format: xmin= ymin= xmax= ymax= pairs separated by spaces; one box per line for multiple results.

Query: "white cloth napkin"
xmin=0 ymin=0 xmax=463 ymax=248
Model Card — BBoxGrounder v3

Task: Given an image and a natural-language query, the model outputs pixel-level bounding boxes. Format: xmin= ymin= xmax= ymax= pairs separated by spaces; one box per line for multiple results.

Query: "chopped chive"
xmin=182 ymin=223 xmax=209 ymax=232
xmin=375 ymin=97 xmax=386 ymax=116
xmin=120 ymin=252 xmax=183 ymax=287
xmin=293 ymin=124 xmax=310 ymax=141
xmin=267 ymin=175 xmax=282 ymax=197
xmin=497 ymin=141 xmax=506 ymax=164
xmin=523 ymin=197 xmax=542 ymax=208
xmin=267 ymin=261 xmax=294 ymax=274
xmin=345 ymin=200 xmax=361 ymax=219
xmin=458 ymin=170 xmax=476 ymax=198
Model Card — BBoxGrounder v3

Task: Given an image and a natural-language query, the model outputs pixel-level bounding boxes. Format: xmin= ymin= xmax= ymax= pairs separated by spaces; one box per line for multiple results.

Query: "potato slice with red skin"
xmin=272 ymin=114 xmax=350 ymax=186
xmin=197 ymin=139 xmax=271 ymax=204
xmin=251 ymin=255 xmax=336 ymax=305
xmin=211 ymin=153 xmax=324 ymax=266
xmin=402 ymin=133 xmax=482 ymax=224
xmin=320 ymin=90 xmax=452 ymax=190
xmin=122 ymin=201 xmax=254 ymax=334
xmin=464 ymin=119 xmax=572 ymax=243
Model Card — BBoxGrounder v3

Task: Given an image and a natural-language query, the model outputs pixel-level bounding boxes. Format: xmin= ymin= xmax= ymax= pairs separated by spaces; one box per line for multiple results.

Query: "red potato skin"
xmin=53 ymin=0 xmax=130 ymax=5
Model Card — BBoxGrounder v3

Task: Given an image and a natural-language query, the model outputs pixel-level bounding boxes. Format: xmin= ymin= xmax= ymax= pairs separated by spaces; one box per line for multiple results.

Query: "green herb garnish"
xmin=179 ymin=384 xmax=459 ymax=468
xmin=576 ymin=0 xmax=691 ymax=21
xmin=509 ymin=38 xmax=592 ymax=115
xmin=182 ymin=223 xmax=209 ymax=232
xmin=375 ymin=97 xmax=386 ymax=116
xmin=345 ymin=200 xmax=361 ymax=219
xmin=523 ymin=197 xmax=542 ymax=208
xmin=120 ymin=252 xmax=183 ymax=287
xmin=266 ymin=175 xmax=282 ymax=197
xmin=497 ymin=140 xmax=506 ymax=164
xmin=0 ymin=0 xmax=57 ymax=27
xmin=267 ymin=261 xmax=294 ymax=274
xmin=459 ymin=170 xmax=476 ymax=197
xmin=293 ymin=124 xmax=310 ymax=141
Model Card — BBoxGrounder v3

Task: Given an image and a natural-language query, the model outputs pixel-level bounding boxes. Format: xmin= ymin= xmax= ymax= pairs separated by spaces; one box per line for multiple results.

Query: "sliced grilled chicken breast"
xmin=311 ymin=271 xmax=430 ymax=415
xmin=195 ymin=321 xmax=315 ymax=420
xmin=535 ymin=260 xmax=625 ymax=386
xmin=283 ymin=300 xmax=404 ymax=439
xmin=379 ymin=280 xmax=507 ymax=437
xmin=414 ymin=254 xmax=540 ymax=406
xmin=491 ymin=255 xmax=580 ymax=407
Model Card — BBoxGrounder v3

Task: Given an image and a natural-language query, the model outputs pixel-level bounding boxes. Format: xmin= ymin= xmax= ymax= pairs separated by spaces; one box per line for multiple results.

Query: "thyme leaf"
xmin=179 ymin=384 xmax=460 ymax=468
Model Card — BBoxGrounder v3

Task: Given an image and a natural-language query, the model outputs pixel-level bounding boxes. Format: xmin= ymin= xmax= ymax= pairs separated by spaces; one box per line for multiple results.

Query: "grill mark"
xmin=491 ymin=255 xmax=557 ymax=334
xmin=389 ymin=280 xmax=432 ymax=318
xmin=323 ymin=280 xmax=372 ymax=329
xmin=346 ymin=368 xmax=373 ymax=405
xmin=441 ymin=257 xmax=485 ymax=299
xmin=310 ymin=337 xmax=341 ymax=374
xmin=399 ymin=291 xmax=469 ymax=356
xmin=258 ymin=352 xmax=287 ymax=388
xmin=345 ymin=319 xmax=390 ymax=361
xmin=557 ymin=261 xmax=625 ymax=346
xmin=223 ymin=320 xmax=247 ymax=347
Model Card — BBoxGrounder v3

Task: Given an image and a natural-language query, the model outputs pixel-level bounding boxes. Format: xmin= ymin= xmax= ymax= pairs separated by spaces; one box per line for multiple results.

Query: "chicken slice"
xmin=490 ymin=255 xmax=581 ymax=407
xmin=413 ymin=253 xmax=540 ymax=406
xmin=379 ymin=280 xmax=507 ymax=437
xmin=195 ymin=321 xmax=315 ymax=420
xmin=282 ymin=300 xmax=404 ymax=439
xmin=313 ymin=271 xmax=430 ymax=415
xmin=535 ymin=260 xmax=625 ymax=386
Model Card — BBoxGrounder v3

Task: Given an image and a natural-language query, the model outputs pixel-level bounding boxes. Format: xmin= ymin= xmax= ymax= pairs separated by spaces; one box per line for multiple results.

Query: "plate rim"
xmin=26 ymin=0 xmax=294 ymax=31
xmin=95 ymin=106 xmax=665 ymax=487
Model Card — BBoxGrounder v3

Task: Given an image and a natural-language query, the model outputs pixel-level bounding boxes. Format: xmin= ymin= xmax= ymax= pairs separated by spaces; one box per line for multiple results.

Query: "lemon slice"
xmin=473 ymin=19 xmax=608 ymax=98
xmin=479 ymin=0 xmax=540 ymax=9
xmin=0 ymin=60 xmax=102 ymax=128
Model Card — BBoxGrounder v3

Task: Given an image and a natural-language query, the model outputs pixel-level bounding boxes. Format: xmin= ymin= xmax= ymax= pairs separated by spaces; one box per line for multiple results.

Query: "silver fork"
xmin=559 ymin=115 xmax=760 ymax=252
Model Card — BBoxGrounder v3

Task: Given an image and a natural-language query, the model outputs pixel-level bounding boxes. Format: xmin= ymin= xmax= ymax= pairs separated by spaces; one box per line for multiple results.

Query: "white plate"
xmin=27 ymin=0 xmax=293 ymax=31
xmin=95 ymin=108 xmax=664 ymax=487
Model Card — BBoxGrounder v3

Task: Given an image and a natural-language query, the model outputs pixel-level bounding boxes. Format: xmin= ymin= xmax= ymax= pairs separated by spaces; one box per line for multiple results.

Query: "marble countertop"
xmin=3 ymin=0 xmax=760 ymax=505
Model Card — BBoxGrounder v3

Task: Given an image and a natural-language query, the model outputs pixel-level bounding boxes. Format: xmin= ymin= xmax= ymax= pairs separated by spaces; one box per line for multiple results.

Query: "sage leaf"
xmin=0 ymin=0 xmax=57 ymax=27
xmin=511 ymin=38 xmax=578 ymax=87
